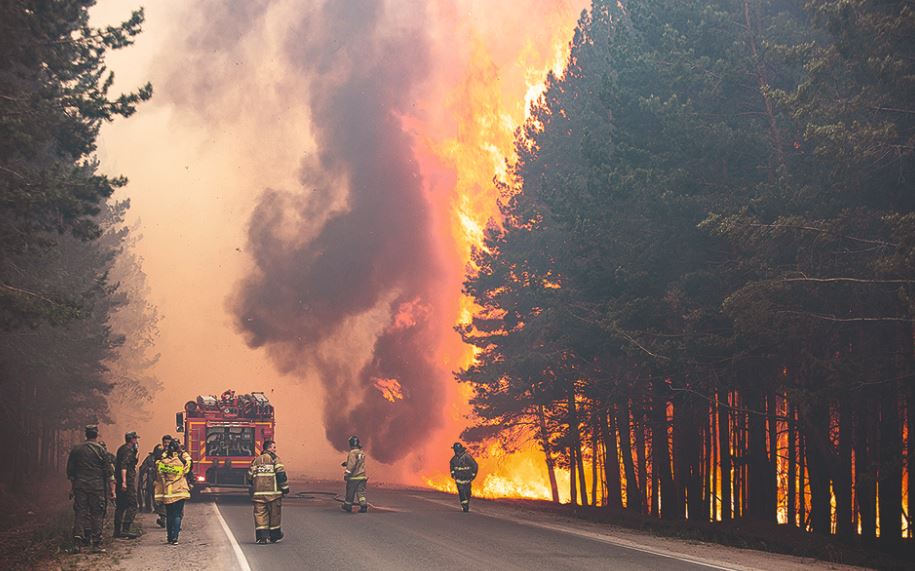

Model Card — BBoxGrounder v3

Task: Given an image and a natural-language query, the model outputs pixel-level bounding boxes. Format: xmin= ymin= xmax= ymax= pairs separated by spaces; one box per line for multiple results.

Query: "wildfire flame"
xmin=415 ymin=3 xmax=586 ymax=500
xmin=372 ymin=377 xmax=405 ymax=403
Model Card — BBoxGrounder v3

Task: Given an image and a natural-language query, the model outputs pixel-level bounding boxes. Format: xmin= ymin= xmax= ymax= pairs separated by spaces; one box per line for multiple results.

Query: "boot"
xmin=269 ymin=528 xmax=284 ymax=543
xmin=112 ymin=520 xmax=122 ymax=538
xmin=462 ymin=503 xmax=469 ymax=512
xmin=90 ymin=543 xmax=107 ymax=554
xmin=120 ymin=518 xmax=139 ymax=539
xmin=341 ymin=503 xmax=352 ymax=512
xmin=256 ymin=529 xmax=269 ymax=544
xmin=358 ymin=505 xmax=368 ymax=513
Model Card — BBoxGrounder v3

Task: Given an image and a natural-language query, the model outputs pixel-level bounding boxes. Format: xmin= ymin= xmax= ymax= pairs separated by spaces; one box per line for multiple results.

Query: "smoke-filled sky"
xmin=92 ymin=0 xmax=586 ymax=482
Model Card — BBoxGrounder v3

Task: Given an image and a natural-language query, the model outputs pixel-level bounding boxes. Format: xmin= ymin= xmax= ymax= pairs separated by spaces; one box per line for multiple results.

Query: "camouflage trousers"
xmin=343 ymin=479 xmax=367 ymax=509
xmin=73 ymin=489 xmax=107 ymax=545
xmin=114 ymin=486 xmax=138 ymax=534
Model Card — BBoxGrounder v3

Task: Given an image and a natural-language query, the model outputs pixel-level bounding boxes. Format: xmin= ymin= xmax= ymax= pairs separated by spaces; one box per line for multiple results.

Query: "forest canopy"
xmin=458 ymin=0 xmax=914 ymax=543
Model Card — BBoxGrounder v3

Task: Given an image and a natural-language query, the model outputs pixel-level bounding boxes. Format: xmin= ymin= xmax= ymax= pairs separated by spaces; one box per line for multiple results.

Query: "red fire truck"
xmin=175 ymin=389 xmax=275 ymax=496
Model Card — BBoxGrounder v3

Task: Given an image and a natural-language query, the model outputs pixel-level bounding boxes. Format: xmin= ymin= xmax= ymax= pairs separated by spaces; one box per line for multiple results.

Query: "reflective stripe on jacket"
xmin=344 ymin=447 xmax=367 ymax=480
xmin=450 ymin=452 xmax=478 ymax=484
xmin=247 ymin=452 xmax=288 ymax=502
xmin=154 ymin=454 xmax=190 ymax=504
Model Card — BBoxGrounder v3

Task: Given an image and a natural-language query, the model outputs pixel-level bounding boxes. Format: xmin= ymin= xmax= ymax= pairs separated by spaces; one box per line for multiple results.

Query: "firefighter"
xmin=152 ymin=434 xmax=172 ymax=527
xmin=114 ymin=431 xmax=140 ymax=539
xmin=137 ymin=447 xmax=157 ymax=513
xmin=66 ymin=425 xmax=115 ymax=553
xmin=246 ymin=440 xmax=289 ymax=544
xmin=341 ymin=435 xmax=368 ymax=513
xmin=155 ymin=439 xmax=191 ymax=545
xmin=450 ymin=442 xmax=478 ymax=512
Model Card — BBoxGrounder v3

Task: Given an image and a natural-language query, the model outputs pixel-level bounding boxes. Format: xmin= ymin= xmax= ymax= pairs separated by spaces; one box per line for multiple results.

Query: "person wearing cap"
xmin=66 ymin=424 xmax=116 ymax=553
xmin=449 ymin=442 xmax=478 ymax=512
xmin=114 ymin=431 xmax=140 ymax=539
xmin=341 ymin=435 xmax=368 ymax=513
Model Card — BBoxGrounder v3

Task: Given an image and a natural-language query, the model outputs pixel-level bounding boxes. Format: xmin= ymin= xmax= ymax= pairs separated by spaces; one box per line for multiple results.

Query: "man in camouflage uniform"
xmin=114 ymin=431 xmax=140 ymax=539
xmin=66 ymin=425 xmax=115 ymax=553
xmin=137 ymin=445 xmax=157 ymax=512
xmin=341 ymin=435 xmax=368 ymax=513
xmin=246 ymin=440 xmax=289 ymax=544
xmin=450 ymin=442 xmax=478 ymax=512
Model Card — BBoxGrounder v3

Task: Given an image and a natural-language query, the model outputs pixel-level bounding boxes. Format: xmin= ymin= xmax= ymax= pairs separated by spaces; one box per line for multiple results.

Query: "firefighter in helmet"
xmin=247 ymin=440 xmax=289 ymax=544
xmin=151 ymin=434 xmax=172 ymax=527
xmin=341 ymin=435 xmax=367 ymax=513
xmin=450 ymin=442 xmax=478 ymax=512
xmin=66 ymin=425 xmax=116 ymax=553
xmin=113 ymin=431 xmax=140 ymax=539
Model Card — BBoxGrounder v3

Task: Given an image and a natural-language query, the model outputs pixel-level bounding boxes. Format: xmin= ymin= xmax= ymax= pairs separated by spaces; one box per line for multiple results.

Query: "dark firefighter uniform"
xmin=450 ymin=443 xmax=478 ymax=512
xmin=342 ymin=436 xmax=368 ymax=512
xmin=66 ymin=429 xmax=115 ymax=550
xmin=138 ymin=450 xmax=157 ymax=512
xmin=247 ymin=450 xmax=289 ymax=543
xmin=114 ymin=433 xmax=140 ymax=538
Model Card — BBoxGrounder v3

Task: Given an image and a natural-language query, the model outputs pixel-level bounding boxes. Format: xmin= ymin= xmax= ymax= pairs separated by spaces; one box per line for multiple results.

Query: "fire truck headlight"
xmin=196 ymin=476 xmax=205 ymax=482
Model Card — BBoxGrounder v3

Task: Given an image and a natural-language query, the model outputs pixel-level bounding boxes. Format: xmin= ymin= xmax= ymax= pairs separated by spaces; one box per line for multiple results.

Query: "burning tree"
xmin=458 ymin=0 xmax=914 ymax=546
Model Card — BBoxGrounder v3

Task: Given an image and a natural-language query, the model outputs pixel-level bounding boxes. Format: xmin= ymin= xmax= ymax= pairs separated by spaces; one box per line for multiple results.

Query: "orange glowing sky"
xmin=92 ymin=0 xmax=587 ymax=488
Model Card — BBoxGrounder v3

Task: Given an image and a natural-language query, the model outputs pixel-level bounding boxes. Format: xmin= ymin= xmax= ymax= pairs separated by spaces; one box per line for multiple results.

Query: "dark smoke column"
xmin=233 ymin=0 xmax=443 ymax=463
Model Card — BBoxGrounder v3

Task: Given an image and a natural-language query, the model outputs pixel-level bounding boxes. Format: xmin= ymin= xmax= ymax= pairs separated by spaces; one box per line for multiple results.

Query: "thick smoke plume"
xmin=233 ymin=0 xmax=444 ymax=462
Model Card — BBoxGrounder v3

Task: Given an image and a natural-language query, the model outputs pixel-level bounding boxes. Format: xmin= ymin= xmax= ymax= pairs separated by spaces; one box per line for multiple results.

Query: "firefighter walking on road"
xmin=247 ymin=439 xmax=290 ymax=544
xmin=114 ymin=431 xmax=140 ymax=539
xmin=154 ymin=439 xmax=191 ymax=545
xmin=341 ymin=435 xmax=367 ymax=513
xmin=66 ymin=424 xmax=115 ymax=553
xmin=450 ymin=442 xmax=478 ymax=512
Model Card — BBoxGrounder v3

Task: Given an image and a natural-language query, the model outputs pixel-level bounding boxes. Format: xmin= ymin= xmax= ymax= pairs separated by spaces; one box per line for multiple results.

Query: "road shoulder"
xmin=63 ymin=503 xmax=241 ymax=571
xmin=414 ymin=493 xmax=872 ymax=571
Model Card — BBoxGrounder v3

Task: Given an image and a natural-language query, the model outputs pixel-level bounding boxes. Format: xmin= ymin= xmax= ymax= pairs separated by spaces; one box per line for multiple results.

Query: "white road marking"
xmin=413 ymin=495 xmax=743 ymax=571
xmin=213 ymin=502 xmax=253 ymax=571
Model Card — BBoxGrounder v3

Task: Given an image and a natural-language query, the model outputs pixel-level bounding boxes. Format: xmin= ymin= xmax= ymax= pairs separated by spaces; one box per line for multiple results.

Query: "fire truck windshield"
xmin=205 ymin=426 xmax=255 ymax=457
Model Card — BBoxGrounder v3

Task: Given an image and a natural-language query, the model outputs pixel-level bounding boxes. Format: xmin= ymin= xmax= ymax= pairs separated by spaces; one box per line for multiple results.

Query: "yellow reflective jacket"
xmin=344 ymin=447 xmax=366 ymax=480
xmin=247 ymin=452 xmax=288 ymax=502
xmin=154 ymin=453 xmax=191 ymax=504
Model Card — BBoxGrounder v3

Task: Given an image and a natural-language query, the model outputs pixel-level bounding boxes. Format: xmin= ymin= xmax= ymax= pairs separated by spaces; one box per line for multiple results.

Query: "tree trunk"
xmin=591 ymin=417 xmax=599 ymax=506
xmin=538 ymin=404 xmax=560 ymax=503
xmin=568 ymin=389 xmax=588 ymax=506
xmin=618 ymin=402 xmax=640 ymax=512
xmin=718 ymin=388 xmax=732 ymax=521
xmin=569 ymin=442 xmax=578 ymax=506
xmin=909 ymin=375 xmax=914 ymax=539
xmin=745 ymin=379 xmax=776 ymax=523
xmin=787 ymin=401 xmax=797 ymax=527
xmin=635 ymin=399 xmax=649 ymax=513
xmin=799 ymin=431 xmax=808 ymax=531
xmin=879 ymin=383 xmax=903 ymax=544
xmin=652 ymin=380 xmax=677 ymax=519
xmin=803 ymin=402 xmax=831 ymax=535
xmin=836 ymin=395 xmax=854 ymax=539
xmin=602 ymin=406 xmax=622 ymax=510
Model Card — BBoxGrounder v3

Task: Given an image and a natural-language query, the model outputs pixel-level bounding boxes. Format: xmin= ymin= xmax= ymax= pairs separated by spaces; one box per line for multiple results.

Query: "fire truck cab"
xmin=176 ymin=389 xmax=275 ymax=496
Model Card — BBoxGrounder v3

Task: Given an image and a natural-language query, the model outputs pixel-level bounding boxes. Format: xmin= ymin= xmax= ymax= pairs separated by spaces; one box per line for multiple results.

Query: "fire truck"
xmin=175 ymin=389 xmax=275 ymax=497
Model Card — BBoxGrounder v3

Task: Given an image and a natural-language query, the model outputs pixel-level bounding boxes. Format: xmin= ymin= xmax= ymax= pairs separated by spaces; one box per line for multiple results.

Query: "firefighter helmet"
xmin=452 ymin=442 xmax=465 ymax=452
xmin=348 ymin=435 xmax=360 ymax=448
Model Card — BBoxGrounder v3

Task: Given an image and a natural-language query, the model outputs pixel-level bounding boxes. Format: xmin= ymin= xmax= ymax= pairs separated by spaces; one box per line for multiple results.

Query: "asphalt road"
xmin=213 ymin=483 xmax=729 ymax=571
